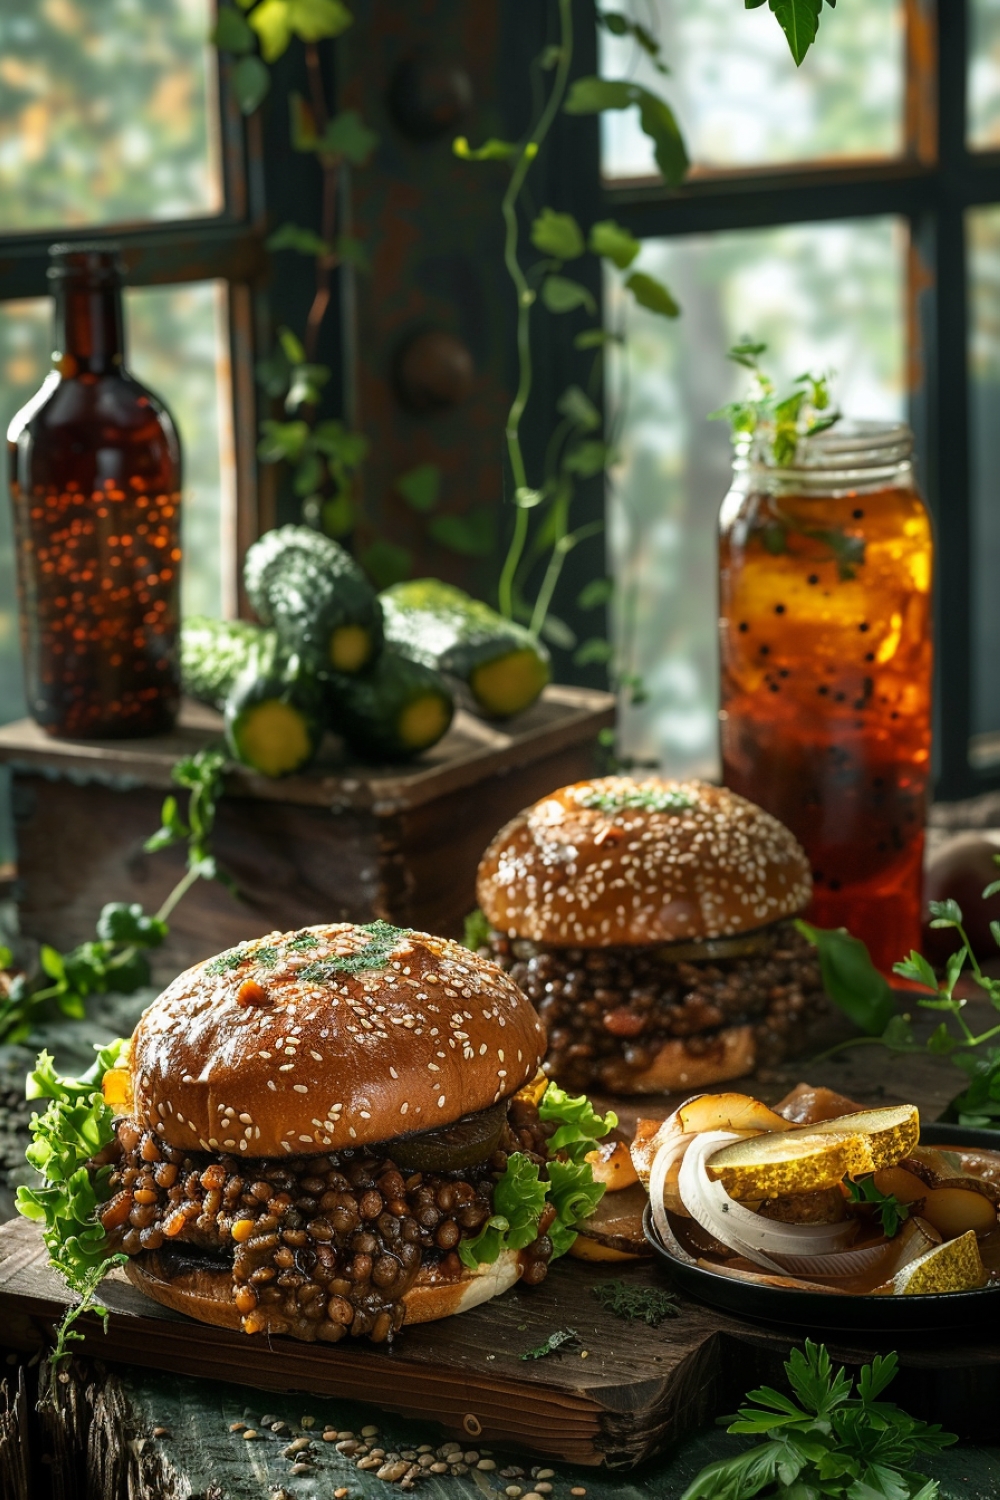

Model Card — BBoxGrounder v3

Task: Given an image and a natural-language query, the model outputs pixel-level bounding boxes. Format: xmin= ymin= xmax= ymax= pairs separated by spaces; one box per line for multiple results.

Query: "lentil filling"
xmin=100 ymin=1097 xmax=553 ymax=1344
xmin=489 ymin=920 xmax=825 ymax=1093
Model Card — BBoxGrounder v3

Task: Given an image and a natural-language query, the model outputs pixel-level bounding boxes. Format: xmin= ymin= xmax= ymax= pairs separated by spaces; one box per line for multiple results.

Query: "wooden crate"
xmin=0 ymin=686 xmax=614 ymax=983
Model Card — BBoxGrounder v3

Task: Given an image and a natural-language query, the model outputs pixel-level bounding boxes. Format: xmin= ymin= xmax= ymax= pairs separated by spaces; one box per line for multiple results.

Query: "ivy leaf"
xmin=294 ymin=451 xmax=324 ymax=497
xmin=287 ymin=0 xmax=353 ymax=43
xmin=564 ymin=440 xmax=611 ymax=477
xmin=396 ymin=463 xmax=441 ymax=513
xmin=564 ymin=79 xmax=688 ymax=186
xmin=765 ymin=0 xmax=825 ymax=67
xmin=531 ymin=208 xmax=585 ymax=261
xmin=557 ymin=384 xmax=601 ymax=432
xmin=453 ymin=136 xmax=536 ymax=162
xmin=312 ymin=421 xmax=369 ymax=467
xmin=322 ymin=494 xmax=354 ymax=538
xmin=625 ymin=271 xmax=679 ymax=318
xmin=213 ymin=6 xmax=255 ymax=54
xmin=335 ymin=234 xmax=370 ymax=271
xmin=540 ymin=614 xmax=577 ymax=650
xmin=279 ymin=326 xmax=306 ymax=364
xmin=286 ymin=363 xmax=331 ymax=412
xmin=257 ymin=419 xmax=310 ymax=463
xmin=541 ymin=276 xmax=596 ymax=315
xmin=596 ymin=12 xmax=668 ymax=74
xmin=578 ymin=577 xmax=613 ymax=609
xmin=574 ymin=328 xmax=621 ymax=350
xmin=317 ymin=110 xmax=378 ymax=164
xmin=428 ymin=511 xmax=495 ymax=557
xmin=795 ymin=921 xmax=896 ymax=1036
xmin=247 ymin=0 xmax=294 ymax=62
xmin=588 ymin=219 xmax=640 ymax=269
xmin=266 ymin=223 xmax=332 ymax=257
xmin=360 ymin=540 xmax=412 ymax=589
xmin=231 ymin=55 xmax=270 ymax=114
xmin=574 ymin=637 xmax=614 ymax=667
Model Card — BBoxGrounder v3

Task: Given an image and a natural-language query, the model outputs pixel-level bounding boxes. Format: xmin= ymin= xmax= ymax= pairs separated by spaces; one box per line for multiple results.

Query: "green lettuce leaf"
xmin=16 ymin=1039 xmax=127 ymax=1293
xmin=460 ymin=1082 xmax=615 ymax=1268
xmin=538 ymin=1080 xmax=617 ymax=1160
xmin=458 ymin=1152 xmax=547 ymax=1269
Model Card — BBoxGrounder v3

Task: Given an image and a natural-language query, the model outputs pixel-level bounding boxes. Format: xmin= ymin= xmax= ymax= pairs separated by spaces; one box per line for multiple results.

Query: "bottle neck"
xmin=53 ymin=278 xmax=126 ymax=376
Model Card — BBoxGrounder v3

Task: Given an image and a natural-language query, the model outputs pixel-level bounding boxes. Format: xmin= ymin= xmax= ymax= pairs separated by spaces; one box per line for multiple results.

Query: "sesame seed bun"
xmin=477 ymin=777 xmax=812 ymax=948
xmin=125 ymin=1247 xmax=523 ymax=1330
xmin=129 ymin=924 xmax=546 ymax=1158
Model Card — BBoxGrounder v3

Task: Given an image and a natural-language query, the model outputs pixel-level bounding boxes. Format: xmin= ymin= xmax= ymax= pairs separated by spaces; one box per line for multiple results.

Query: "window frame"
xmin=0 ymin=41 xmax=270 ymax=619
xmin=590 ymin=0 xmax=995 ymax=801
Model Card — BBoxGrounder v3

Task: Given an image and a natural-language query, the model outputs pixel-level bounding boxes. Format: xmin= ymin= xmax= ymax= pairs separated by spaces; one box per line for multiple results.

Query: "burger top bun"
xmin=130 ymin=923 xmax=546 ymax=1159
xmin=477 ymin=777 xmax=811 ymax=949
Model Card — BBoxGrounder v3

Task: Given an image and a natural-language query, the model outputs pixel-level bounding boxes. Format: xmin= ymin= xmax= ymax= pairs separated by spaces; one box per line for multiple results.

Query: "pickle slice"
xmin=386 ymin=1099 xmax=508 ymax=1172
xmin=891 ymin=1230 xmax=988 ymax=1295
xmin=706 ymin=1105 xmax=919 ymax=1200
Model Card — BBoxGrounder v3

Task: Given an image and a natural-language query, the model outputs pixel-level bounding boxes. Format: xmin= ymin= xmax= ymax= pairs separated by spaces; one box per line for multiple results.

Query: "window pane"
xmin=606 ymin=218 xmax=907 ymax=778
xmin=970 ymin=0 xmax=1000 ymax=148
xmin=0 ymin=0 xmax=221 ymax=233
xmin=968 ymin=206 xmax=1000 ymax=766
xmin=600 ymin=0 xmax=904 ymax=179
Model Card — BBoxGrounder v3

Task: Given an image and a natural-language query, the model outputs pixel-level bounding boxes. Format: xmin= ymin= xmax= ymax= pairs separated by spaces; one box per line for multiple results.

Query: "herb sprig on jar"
xmin=710 ymin=339 xmax=839 ymax=467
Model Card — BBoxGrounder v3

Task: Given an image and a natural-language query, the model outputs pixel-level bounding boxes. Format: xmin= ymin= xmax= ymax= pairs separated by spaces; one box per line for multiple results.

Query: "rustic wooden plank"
xmin=0 ymin=687 xmax=615 ymax=813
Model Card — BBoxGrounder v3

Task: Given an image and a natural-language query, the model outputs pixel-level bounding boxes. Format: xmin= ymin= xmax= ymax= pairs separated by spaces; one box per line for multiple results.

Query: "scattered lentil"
xmin=242 ymin=1429 xmax=259 ymax=1441
xmin=477 ymin=1459 xmax=497 ymax=1471
xmin=151 ymin=1427 xmax=171 ymax=1439
xmin=290 ymin=1462 xmax=314 ymax=1476
xmin=301 ymin=1414 xmax=316 ymax=1429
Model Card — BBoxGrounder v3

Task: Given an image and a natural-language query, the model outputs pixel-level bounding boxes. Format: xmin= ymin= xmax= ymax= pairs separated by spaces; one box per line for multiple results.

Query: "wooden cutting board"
xmin=3 ymin=1216 xmax=1000 ymax=1469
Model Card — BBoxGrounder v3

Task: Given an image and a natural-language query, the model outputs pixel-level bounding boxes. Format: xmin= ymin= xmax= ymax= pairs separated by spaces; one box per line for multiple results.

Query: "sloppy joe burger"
xmin=94 ymin=921 xmax=611 ymax=1344
xmin=477 ymin=778 xmax=826 ymax=1095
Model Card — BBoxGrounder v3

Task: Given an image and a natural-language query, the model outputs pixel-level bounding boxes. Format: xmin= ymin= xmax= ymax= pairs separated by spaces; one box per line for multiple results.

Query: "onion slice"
xmin=677 ymin=1132 xmax=858 ymax=1272
xmin=648 ymin=1132 xmax=695 ymax=1261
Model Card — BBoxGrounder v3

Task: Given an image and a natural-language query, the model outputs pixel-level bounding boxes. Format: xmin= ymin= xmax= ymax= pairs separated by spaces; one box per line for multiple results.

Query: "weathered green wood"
xmin=34 ymin=1359 xmax=1000 ymax=1500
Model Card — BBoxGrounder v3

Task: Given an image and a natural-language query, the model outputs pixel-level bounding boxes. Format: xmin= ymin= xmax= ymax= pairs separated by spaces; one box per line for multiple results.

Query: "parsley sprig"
xmin=710 ymin=340 xmax=838 ymax=468
xmin=681 ymin=1341 xmax=955 ymax=1500
xmin=576 ymin=785 xmax=694 ymax=814
xmin=845 ymin=1176 xmax=910 ymax=1239
xmin=0 ymin=746 xmax=231 ymax=1045
xmin=800 ymin=855 xmax=1000 ymax=1127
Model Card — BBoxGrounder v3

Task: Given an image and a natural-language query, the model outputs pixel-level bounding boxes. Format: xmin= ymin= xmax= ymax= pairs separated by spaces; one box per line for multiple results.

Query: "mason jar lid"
xmin=751 ymin=418 xmax=914 ymax=491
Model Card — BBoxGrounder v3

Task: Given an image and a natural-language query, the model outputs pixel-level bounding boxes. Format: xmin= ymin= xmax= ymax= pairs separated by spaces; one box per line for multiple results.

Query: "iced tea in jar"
xmin=718 ymin=421 xmax=933 ymax=971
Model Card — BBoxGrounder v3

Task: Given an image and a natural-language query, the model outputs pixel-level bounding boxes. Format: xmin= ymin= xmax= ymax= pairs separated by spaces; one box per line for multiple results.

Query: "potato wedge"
xmin=586 ymin=1133 xmax=640 ymax=1192
xmin=918 ymin=1187 xmax=998 ymax=1240
xmin=900 ymin=1148 xmax=1000 ymax=1205
xmin=677 ymin=1092 xmax=792 ymax=1137
xmin=891 ymin=1229 xmax=988 ymax=1295
xmin=775 ymin=1082 xmax=868 ymax=1126
xmin=630 ymin=1093 xmax=789 ymax=1190
xmin=871 ymin=1166 xmax=929 ymax=1206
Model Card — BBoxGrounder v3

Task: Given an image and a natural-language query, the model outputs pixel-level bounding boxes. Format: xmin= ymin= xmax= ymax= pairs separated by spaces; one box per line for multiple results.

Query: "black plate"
xmin=642 ymin=1122 xmax=1000 ymax=1332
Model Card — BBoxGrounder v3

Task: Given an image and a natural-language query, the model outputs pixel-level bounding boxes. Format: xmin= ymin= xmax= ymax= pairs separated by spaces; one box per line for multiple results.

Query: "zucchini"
xmin=181 ymin=616 xmax=324 ymax=777
xmin=244 ymin=526 xmax=383 ymax=675
xmin=332 ymin=647 xmax=454 ymax=761
xmin=380 ymin=579 xmax=550 ymax=718
xmin=225 ymin=655 xmax=326 ymax=778
xmin=181 ymin=616 xmax=269 ymax=710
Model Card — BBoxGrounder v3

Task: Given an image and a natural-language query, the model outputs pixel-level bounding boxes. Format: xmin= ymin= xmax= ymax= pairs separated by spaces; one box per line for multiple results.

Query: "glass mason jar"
xmin=718 ymin=420 xmax=933 ymax=972
xmin=7 ymin=243 xmax=182 ymax=738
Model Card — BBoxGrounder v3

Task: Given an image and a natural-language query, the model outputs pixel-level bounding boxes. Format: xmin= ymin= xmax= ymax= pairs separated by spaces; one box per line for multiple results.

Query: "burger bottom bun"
xmin=124 ymin=1250 xmax=523 ymax=1336
xmin=593 ymin=1023 xmax=756 ymax=1096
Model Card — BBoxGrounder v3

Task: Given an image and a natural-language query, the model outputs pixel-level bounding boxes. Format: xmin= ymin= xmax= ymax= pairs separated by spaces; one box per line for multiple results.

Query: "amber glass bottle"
xmin=718 ymin=421 xmax=933 ymax=972
xmin=7 ymin=244 xmax=182 ymax=738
